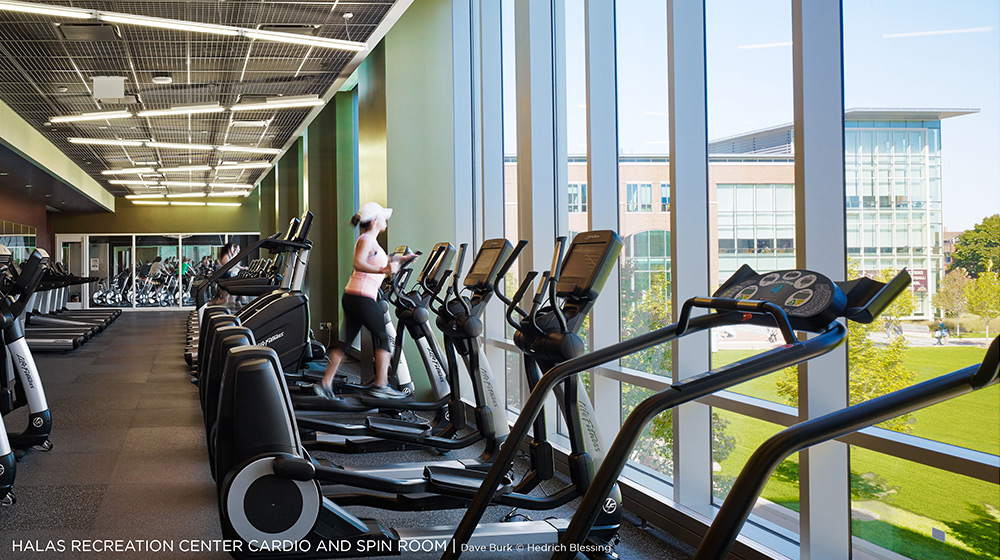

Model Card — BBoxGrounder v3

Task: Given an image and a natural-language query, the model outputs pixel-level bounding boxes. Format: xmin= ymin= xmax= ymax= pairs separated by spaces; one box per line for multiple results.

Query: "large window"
xmin=625 ymin=183 xmax=653 ymax=212
xmin=568 ymin=182 xmax=587 ymax=213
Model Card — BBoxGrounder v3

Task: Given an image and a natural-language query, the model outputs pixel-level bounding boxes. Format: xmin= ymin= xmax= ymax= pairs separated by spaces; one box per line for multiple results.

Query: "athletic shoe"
xmin=313 ymin=384 xmax=335 ymax=399
xmin=365 ymin=385 xmax=408 ymax=400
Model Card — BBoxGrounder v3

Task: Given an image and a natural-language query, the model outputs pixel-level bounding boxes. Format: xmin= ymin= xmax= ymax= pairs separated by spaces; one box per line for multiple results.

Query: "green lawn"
xmin=710 ymin=345 xmax=999 ymax=559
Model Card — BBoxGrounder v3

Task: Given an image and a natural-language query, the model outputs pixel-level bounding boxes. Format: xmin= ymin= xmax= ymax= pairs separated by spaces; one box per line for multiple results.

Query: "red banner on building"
xmin=910 ymin=269 xmax=928 ymax=293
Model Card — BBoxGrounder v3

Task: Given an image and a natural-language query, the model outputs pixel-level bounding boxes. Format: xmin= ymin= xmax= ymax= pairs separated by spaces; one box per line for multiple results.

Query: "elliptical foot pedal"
xmin=423 ymin=466 xmax=512 ymax=497
xmin=365 ymin=417 xmax=432 ymax=440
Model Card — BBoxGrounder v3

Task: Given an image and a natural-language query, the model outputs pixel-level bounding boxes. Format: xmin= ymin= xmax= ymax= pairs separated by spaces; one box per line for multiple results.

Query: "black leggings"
xmin=330 ymin=293 xmax=391 ymax=354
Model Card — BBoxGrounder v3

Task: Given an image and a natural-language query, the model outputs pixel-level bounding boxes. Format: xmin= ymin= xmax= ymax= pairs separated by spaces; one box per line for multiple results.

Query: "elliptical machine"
xmin=210 ymin=230 xmax=626 ymax=557
xmin=0 ymin=248 xmax=56 ymax=505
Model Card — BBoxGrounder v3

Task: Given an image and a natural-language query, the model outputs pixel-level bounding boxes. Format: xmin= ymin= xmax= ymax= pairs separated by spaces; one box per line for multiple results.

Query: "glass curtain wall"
xmin=501 ymin=0 xmax=522 ymax=413
xmin=615 ymin=0 xmax=673 ymax=478
xmin=481 ymin=0 xmax=998 ymax=558
xmin=843 ymin=1 xmax=1000 ymax=558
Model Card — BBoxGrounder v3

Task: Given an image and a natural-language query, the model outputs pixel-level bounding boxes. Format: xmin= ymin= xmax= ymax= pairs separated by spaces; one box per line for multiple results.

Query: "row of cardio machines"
xmin=190 ymin=212 xmax=998 ymax=559
xmin=1 ymin=250 xmax=122 ymax=352
xmin=0 ymin=247 xmax=58 ymax=506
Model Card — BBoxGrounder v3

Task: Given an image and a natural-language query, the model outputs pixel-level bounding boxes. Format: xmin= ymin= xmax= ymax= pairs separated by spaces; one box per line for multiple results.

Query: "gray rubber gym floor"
xmin=0 ymin=311 xmax=690 ymax=560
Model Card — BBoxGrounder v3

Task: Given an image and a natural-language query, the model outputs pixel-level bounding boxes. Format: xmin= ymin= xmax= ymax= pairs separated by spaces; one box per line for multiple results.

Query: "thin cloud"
xmin=883 ymin=27 xmax=994 ymax=39
xmin=737 ymin=41 xmax=792 ymax=50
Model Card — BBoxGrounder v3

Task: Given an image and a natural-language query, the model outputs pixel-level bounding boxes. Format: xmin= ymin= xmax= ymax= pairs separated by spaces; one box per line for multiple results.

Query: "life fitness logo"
xmin=0 ymin=463 xmax=4 ymax=476
xmin=261 ymin=332 xmax=285 ymax=347
xmin=603 ymin=498 xmax=617 ymax=514
xmin=33 ymin=417 xmax=44 ymax=428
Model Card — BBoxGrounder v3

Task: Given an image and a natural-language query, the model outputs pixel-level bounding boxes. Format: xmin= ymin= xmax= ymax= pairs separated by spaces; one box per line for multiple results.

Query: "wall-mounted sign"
xmin=90 ymin=258 xmax=100 ymax=271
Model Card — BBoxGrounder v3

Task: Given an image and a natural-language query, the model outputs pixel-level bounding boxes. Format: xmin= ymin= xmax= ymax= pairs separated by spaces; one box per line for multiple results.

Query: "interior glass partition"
xmin=89 ymin=236 xmax=134 ymax=308
xmin=0 ymin=220 xmax=37 ymax=262
xmin=64 ymin=233 xmax=259 ymax=309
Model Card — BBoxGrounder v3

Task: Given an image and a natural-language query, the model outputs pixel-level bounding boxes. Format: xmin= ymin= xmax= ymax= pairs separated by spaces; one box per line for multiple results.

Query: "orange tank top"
xmin=344 ymin=233 xmax=388 ymax=299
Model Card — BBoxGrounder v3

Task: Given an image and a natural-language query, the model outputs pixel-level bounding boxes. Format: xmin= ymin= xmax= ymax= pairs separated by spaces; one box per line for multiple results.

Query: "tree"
xmin=932 ymin=268 xmax=970 ymax=335
xmin=965 ymin=269 xmax=1000 ymax=339
xmin=775 ymin=265 xmax=917 ymax=433
xmin=875 ymin=268 xmax=915 ymax=336
xmin=950 ymin=214 xmax=1000 ymax=277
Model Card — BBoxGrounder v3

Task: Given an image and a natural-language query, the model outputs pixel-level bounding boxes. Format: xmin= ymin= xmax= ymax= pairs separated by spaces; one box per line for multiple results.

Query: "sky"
xmin=504 ymin=0 xmax=1000 ymax=232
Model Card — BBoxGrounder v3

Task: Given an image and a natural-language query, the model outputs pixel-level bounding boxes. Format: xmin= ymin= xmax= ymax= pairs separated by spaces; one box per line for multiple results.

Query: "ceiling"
xmin=0 ymin=0 xmax=395 ymax=199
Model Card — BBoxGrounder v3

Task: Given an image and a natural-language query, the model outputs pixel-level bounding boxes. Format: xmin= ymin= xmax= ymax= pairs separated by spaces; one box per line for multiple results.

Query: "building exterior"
xmin=505 ymin=109 xmax=973 ymax=318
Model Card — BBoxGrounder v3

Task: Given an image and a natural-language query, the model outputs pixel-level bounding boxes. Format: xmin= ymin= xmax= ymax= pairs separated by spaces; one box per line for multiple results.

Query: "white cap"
xmin=357 ymin=201 xmax=393 ymax=223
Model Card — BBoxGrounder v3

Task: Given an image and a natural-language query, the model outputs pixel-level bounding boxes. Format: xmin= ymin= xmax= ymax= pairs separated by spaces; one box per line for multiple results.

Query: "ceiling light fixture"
xmin=0 ymin=2 xmax=366 ymax=50
xmin=216 ymin=145 xmax=281 ymax=155
xmin=157 ymin=165 xmax=213 ymax=172
xmin=50 ymin=110 xmax=132 ymax=123
xmin=229 ymin=120 xmax=269 ymax=128
xmin=170 ymin=201 xmax=206 ymax=206
xmin=207 ymin=191 xmax=250 ymax=197
xmin=214 ymin=162 xmax=271 ymax=170
xmin=125 ymin=194 xmax=164 ymax=199
xmin=109 ymin=180 xmax=159 ymax=185
xmin=101 ymin=167 xmax=155 ymax=175
xmin=208 ymin=183 xmax=253 ymax=189
xmin=206 ymin=202 xmax=242 ymax=207
xmin=230 ymin=95 xmax=324 ymax=112
xmin=68 ymin=137 xmax=145 ymax=147
xmin=136 ymin=103 xmax=225 ymax=118
xmin=131 ymin=200 xmax=169 ymax=205
xmin=145 ymin=141 xmax=214 ymax=150
xmin=160 ymin=181 xmax=207 ymax=188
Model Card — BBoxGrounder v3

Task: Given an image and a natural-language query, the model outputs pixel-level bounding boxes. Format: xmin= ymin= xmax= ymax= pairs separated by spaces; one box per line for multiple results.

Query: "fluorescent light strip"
xmin=243 ymin=30 xmax=365 ymax=51
xmin=109 ymin=180 xmax=158 ymax=185
xmin=0 ymin=2 xmax=367 ymax=50
xmin=230 ymin=98 xmax=324 ymax=112
xmin=165 ymin=192 xmax=206 ymax=198
xmin=50 ymin=110 xmax=132 ymax=123
xmin=229 ymin=120 xmax=268 ymax=128
xmin=158 ymin=165 xmax=213 ymax=172
xmin=206 ymin=202 xmax=242 ymax=207
xmin=160 ymin=182 xmax=207 ymax=188
xmin=170 ymin=201 xmax=206 ymax=206
xmin=125 ymin=194 xmax=164 ymax=199
xmin=216 ymin=145 xmax=281 ymax=155
xmin=214 ymin=162 xmax=271 ymax=170
xmin=69 ymin=137 xmax=145 ymax=147
xmin=131 ymin=200 xmax=169 ymax=206
xmin=101 ymin=167 xmax=155 ymax=175
xmin=208 ymin=183 xmax=253 ymax=189
xmin=137 ymin=104 xmax=225 ymax=118
xmin=207 ymin=192 xmax=250 ymax=198
xmin=145 ymin=141 xmax=214 ymax=150
xmin=0 ymin=0 xmax=90 ymax=18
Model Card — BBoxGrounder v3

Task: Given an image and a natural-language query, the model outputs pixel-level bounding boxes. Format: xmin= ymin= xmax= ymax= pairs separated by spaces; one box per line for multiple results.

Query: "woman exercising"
xmin=315 ymin=202 xmax=415 ymax=400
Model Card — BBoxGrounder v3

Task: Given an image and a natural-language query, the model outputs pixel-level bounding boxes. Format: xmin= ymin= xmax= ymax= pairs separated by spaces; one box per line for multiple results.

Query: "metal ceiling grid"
xmin=0 ymin=0 xmax=394 ymax=198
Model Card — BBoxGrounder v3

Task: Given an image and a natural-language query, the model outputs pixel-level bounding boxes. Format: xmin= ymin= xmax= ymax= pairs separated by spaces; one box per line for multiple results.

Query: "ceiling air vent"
xmin=57 ymin=24 xmax=119 ymax=42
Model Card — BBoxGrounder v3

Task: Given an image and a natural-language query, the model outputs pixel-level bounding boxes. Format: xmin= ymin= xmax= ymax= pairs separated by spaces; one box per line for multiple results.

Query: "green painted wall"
xmin=353 ymin=0 xmax=459 ymax=398
xmin=358 ymin=41 xmax=388 ymax=212
xmin=258 ymin=170 xmax=277 ymax=236
xmin=383 ymin=0 xmax=456 ymax=257
xmin=51 ymin=191 xmax=260 ymax=234
xmin=276 ymin=137 xmax=305 ymax=230
xmin=305 ymin=90 xmax=359 ymax=336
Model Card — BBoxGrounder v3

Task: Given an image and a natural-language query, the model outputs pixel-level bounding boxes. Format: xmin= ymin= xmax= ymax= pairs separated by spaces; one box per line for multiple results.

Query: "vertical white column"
xmin=477 ymin=0 xmax=507 ymax=408
xmin=514 ymin=0 xmax=556 ymax=272
xmin=515 ymin=0 xmax=558 ymax=428
xmin=792 ymin=1 xmax=849 ymax=558
xmin=583 ymin=0 xmax=622 ymax=440
xmin=666 ymin=0 xmax=713 ymax=516
xmin=453 ymin=0 xmax=475 ymax=248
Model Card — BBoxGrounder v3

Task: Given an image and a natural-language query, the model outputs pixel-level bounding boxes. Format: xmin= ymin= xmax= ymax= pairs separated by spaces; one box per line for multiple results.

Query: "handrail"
xmin=693 ymin=336 xmax=999 ymax=560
